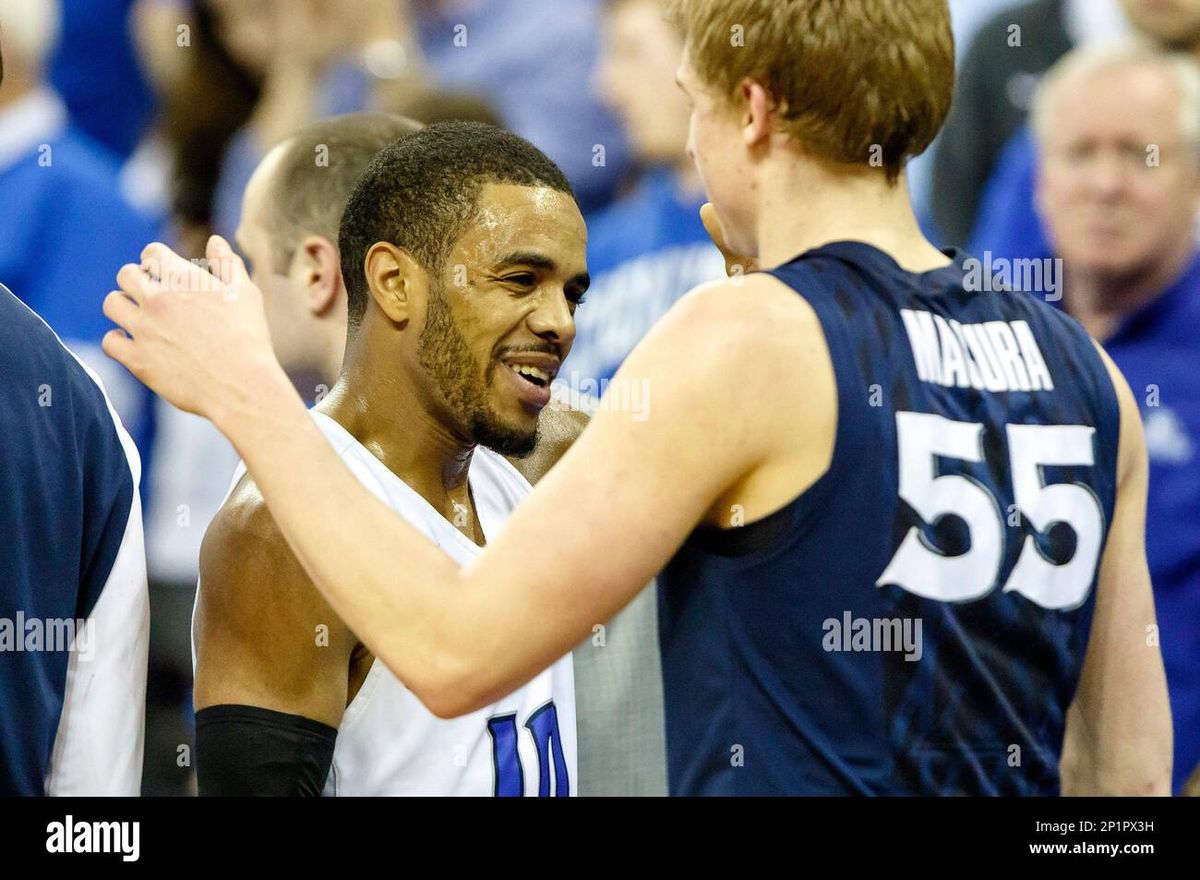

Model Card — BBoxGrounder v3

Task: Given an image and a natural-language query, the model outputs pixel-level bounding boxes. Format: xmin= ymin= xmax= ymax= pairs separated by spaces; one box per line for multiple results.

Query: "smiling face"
xmin=413 ymin=183 xmax=589 ymax=456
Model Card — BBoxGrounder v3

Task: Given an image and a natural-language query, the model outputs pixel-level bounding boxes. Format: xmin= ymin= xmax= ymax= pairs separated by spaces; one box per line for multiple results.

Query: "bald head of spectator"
xmin=235 ymin=112 xmax=422 ymax=392
xmin=1034 ymin=41 xmax=1200 ymax=337
xmin=1122 ymin=0 xmax=1200 ymax=52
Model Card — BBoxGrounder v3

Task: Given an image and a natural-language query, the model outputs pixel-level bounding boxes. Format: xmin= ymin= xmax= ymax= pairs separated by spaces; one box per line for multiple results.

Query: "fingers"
xmin=699 ymin=202 xmax=758 ymax=277
xmin=205 ymin=234 xmax=249 ymax=288
xmin=140 ymin=241 xmax=218 ymax=295
xmin=103 ymin=290 xmax=141 ymax=335
xmin=116 ymin=262 xmax=157 ymax=305
xmin=700 ymin=202 xmax=726 ymax=251
xmin=101 ymin=328 xmax=136 ymax=370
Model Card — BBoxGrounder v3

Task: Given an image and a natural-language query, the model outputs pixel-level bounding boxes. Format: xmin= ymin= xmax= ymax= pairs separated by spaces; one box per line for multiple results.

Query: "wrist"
xmin=211 ymin=357 xmax=303 ymax=446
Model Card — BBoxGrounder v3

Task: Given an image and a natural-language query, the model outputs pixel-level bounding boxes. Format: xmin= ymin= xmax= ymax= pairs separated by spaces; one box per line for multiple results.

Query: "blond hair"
xmin=666 ymin=0 xmax=955 ymax=181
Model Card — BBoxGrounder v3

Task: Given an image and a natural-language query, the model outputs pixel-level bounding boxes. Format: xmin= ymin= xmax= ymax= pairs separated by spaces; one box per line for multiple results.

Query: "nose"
xmin=526 ymin=287 xmax=577 ymax=351
xmin=1088 ymin=153 xmax=1128 ymax=201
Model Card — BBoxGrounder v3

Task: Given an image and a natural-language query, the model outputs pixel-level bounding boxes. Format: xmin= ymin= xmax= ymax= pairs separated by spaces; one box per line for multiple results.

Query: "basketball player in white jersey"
xmin=190 ymin=121 xmax=586 ymax=795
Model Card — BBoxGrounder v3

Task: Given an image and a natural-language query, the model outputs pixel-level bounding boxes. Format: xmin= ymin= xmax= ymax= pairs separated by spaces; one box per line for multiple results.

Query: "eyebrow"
xmin=497 ymin=251 xmax=590 ymax=292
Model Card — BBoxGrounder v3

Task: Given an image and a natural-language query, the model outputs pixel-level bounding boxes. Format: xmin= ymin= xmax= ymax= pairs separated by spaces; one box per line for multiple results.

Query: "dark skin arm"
xmin=194 ymin=477 xmax=362 ymax=726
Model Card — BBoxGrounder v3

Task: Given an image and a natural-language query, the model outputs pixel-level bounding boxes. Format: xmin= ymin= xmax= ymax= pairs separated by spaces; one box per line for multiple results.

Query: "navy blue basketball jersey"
xmin=0 ymin=284 xmax=149 ymax=795
xmin=658 ymin=242 xmax=1121 ymax=796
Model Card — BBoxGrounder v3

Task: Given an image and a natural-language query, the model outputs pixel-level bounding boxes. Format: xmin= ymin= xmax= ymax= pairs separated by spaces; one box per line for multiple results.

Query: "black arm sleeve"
xmin=195 ymin=705 xmax=338 ymax=796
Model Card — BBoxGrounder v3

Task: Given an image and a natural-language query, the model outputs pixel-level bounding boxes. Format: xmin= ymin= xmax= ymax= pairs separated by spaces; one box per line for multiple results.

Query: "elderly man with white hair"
xmin=1033 ymin=39 xmax=1200 ymax=795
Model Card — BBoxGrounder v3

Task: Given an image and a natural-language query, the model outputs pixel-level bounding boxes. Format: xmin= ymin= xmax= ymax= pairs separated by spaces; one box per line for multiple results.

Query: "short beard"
xmin=416 ymin=280 xmax=539 ymax=457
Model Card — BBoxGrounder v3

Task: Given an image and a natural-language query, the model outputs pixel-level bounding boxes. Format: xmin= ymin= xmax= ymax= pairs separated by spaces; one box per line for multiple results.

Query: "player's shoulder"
xmin=646 ymin=273 xmax=829 ymax=383
xmin=200 ymin=472 xmax=300 ymax=590
xmin=661 ymin=272 xmax=822 ymax=342
xmin=1 ymin=284 xmax=91 ymax=390
xmin=0 ymin=284 xmax=137 ymax=470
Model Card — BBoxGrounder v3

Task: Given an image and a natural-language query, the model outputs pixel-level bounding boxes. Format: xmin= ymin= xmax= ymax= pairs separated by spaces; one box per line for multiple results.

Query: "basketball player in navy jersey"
xmin=105 ymin=0 xmax=1172 ymax=795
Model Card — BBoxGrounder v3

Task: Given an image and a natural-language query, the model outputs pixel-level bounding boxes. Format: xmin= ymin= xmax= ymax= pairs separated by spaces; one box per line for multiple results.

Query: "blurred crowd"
xmin=0 ymin=0 xmax=1197 ymax=794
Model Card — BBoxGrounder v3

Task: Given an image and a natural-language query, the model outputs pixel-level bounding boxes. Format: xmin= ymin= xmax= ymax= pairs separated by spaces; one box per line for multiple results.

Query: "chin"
xmin=472 ymin=410 xmax=539 ymax=458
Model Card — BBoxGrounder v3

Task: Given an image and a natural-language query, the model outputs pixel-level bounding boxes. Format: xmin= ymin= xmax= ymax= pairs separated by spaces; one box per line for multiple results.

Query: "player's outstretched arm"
xmin=193 ymin=476 xmax=359 ymax=795
xmin=1060 ymin=344 xmax=1172 ymax=795
xmin=103 ymin=238 xmax=824 ymax=718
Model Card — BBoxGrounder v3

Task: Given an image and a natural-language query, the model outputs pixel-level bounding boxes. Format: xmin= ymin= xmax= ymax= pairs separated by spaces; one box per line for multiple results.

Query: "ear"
xmin=739 ymin=78 xmax=775 ymax=149
xmin=365 ymin=241 xmax=425 ymax=325
xmin=298 ymin=235 xmax=342 ymax=316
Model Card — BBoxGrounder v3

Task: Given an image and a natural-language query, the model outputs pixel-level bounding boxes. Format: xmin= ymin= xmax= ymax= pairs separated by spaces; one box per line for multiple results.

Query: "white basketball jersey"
xmin=207 ymin=411 xmax=576 ymax=796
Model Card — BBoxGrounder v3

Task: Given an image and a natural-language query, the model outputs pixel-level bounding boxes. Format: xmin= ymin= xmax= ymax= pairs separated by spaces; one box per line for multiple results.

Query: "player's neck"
xmin=1064 ymin=238 xmax=1197 ymax=341
xmin=319 ymin=358 xmax=479 ymax=526
xmin=752 ymin=161 xmax=946 ymax=273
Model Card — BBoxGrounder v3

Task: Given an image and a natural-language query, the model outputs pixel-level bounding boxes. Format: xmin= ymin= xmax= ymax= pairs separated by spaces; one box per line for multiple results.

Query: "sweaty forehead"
xmin=450 ymin=183 xmax=587 ymax=267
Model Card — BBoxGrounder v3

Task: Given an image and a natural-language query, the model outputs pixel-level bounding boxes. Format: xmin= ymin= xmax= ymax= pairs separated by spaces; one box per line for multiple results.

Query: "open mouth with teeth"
xmin=505 ymin=362 xmax=552 ymax=388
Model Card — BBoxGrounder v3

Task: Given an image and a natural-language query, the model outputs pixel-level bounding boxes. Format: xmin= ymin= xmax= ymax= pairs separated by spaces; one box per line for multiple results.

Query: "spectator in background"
xmin=48 ymin=0 xmax=156 ymax=161
xmin=208 ymin=0 xmax=427 ymax=242
xmin=149 ymin=0 xmax=264 ymax=257
xmin=1033 ymin=41 xmax=1200 ymax=795
xmin=906 ymin=0 xmax=1028 ymax=231
xmin=0 ymin=0 xmax=161 ymax=453
xmin=565 ymin=0 xmax=724 ymax=392
xmin=931 ymin=0 xmax=1129 ymax=247
xmin=412 ymin=0 xmax=630 ymax=214
xmin=128 ymin=0 xmax=266 ymax=794
xmin=969 ymin=0 xmax=1200 ymax=260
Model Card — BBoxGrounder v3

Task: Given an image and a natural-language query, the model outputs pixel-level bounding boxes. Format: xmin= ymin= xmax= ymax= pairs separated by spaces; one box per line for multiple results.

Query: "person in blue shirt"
xmin=969 ymin=0 xmax=1200 ymax=260
xmin=49 ymin=0 xmax=155 ymax=160
xmin=565 ymin=0 xmax=723 ymax=394
xmin=415 ymin=0 xmax=630 ymax=215
xmin=1033 ymin=40 xmax=1200 ymax=794
xmin=0 ymin=0 xmax=163 ymax=455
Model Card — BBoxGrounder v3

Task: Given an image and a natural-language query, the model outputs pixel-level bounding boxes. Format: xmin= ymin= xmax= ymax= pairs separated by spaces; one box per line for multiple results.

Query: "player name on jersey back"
xmin=899 ymin=308 xmax=1055 ymax=393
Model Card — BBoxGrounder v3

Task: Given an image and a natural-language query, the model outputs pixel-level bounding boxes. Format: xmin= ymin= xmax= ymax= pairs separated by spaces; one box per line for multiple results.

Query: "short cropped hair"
xmin=264 ymin=112 xmax=423 ymax=271
xmin=338 ymin=121 xmax=574 ymax=330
